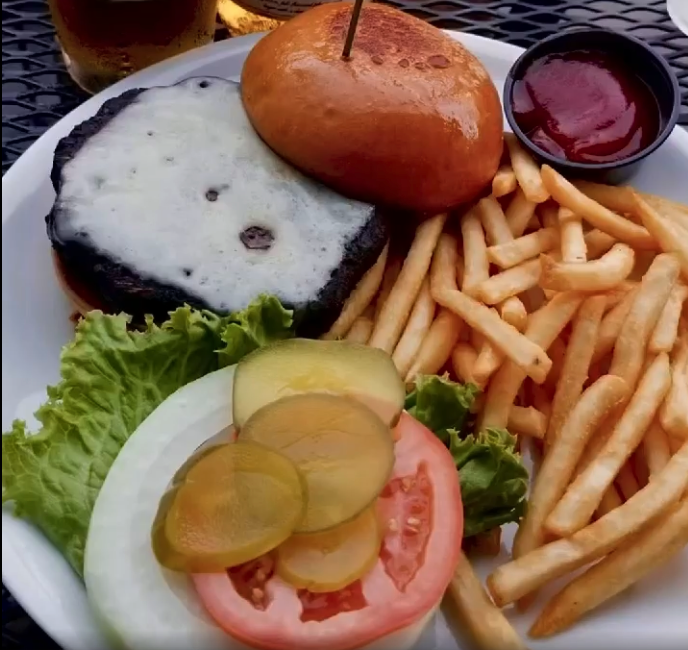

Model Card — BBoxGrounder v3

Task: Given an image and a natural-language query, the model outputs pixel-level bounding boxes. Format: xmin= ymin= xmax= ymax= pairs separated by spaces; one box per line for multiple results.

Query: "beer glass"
xmin=48 ymin=0 xmax=219 ymax=94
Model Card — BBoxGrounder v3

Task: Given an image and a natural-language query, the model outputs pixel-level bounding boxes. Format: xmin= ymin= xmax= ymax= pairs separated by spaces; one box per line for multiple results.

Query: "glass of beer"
xmin=48 ymin=0 xmax=219 ymax=95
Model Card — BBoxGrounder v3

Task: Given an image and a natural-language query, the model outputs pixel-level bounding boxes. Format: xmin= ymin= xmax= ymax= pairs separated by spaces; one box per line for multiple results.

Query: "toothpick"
xmin=342 ymin=0 xmax=365 ymax=60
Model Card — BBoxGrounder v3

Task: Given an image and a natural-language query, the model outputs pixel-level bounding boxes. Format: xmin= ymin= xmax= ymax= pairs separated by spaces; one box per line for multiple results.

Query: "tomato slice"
xmin=192 ymin=412 xmax=463 ymax=650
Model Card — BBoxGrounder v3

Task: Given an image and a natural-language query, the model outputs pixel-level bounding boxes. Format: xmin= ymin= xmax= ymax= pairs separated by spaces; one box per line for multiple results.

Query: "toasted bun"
xmin=241 ymin=2 xmax=503 ymax=213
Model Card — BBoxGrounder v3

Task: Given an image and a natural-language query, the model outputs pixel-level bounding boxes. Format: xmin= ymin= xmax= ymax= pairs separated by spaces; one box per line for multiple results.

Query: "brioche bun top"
xmin=241 ymin=2 xmax=504 ymax=213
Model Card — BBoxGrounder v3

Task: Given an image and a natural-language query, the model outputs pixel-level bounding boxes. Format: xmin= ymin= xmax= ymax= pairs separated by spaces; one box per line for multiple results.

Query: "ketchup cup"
xmin=504 ymin=28 xmax=680 ymax=184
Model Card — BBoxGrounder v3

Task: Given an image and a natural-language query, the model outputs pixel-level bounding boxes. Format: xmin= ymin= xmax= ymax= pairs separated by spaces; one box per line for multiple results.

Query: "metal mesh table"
xmin=2 ymin=0 xmax=687 ymax=647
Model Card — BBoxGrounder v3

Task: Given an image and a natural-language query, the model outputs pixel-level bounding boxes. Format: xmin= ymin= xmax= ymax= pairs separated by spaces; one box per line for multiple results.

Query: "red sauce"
xmin=512 ymin=50 xmax=660 ymax=164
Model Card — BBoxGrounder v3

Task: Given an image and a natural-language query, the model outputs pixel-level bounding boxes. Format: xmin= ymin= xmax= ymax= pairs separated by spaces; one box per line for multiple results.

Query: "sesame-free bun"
xmin=241 ymin=2 xmax=504 ymax=213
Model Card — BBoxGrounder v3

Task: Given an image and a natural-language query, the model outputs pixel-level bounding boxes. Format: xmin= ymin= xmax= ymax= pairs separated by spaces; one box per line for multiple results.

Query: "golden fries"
xmin=324 ymin=243 xmax=389 ymax=340
xmin=405 ymin=308 xmax=462 ymax=382
xmin=540 ymin=243 xmax=635 ymax=292
xmin=633 ymin=191 xmax=688 ymax=281
xmin=369 ymin=213 xmax=446 ymax=353
xmin=546 ymin=354 xmax=672 ymax=537
xmin=609 ymin=253 xmax=680 ymax=390
xmin=540 ymin=166 xmax=655 ymax=249
xmin=591 ymin=287 xmax=638 ymax=363
xmin=499 ymin=296 xmax=528 ymax=332
xmin=506 ymin=188 xmax=538 ymax=237
xmin=508 ymin=405 xmax=548 ymax=439
xmin=392 ymin=277 xmax=435 ymax=377
xmin=505 ymin=133 xmax=549 ymax=203
xmin=448 ymin=552 xmax=528 ymax=650
xmin=487 ymin=228 xmax=559 ymax=269
xmin=430 ymin=232 xmax=460 ymax=294
xmin=530 ymin=498 xmax=688 ymax=638
xmin=344 ymin=314 xmax=374 ymax=344
xmin=649 ymin=284 xmax=687 ymax=354
xmin=452 ymin=342 xmax=479 ymax=385
xmin=435 ymin=287 xmax=552 ymax=383
xmin=558 ymin=207 xmax=587 ymax=263
xmin=547 ymin=295 xmax=606 ymax=446
xmin=643 ymin=420 xmax=672 ymax=477
xmin=487 ymin=441 xmax=688 ymax=607
xmin=481 ymin=292 xmax=584 ymax=428
xmin=476 ymin=259 xmax=542 ymax=305
xmin=493 ymin=164 xmax=518 ymax=198
xmin=584 ymin=229 xmax=617 ymax=260
xmin=514 ymin=376 xmax=629 ymax=559
xmin=479 ymin=195 xmax=514 ymax=246
xmin=573 ymin=180 xmax=636 ymax=216
xmin=374 ymin=254 xmax=402 ymax=321
xmin=659 ymin=336 xmax=688 ymax=439
xmin=461 ymin=207 xmax=490 ymax=297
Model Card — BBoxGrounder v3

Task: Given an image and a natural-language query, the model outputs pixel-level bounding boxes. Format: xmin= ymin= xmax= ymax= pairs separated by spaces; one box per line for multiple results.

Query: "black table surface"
xmin=2 ymin=0 xmax=687 ymax=647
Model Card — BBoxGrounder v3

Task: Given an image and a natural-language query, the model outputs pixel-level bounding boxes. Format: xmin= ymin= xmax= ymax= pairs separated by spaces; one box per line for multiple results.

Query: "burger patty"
xmin=47 ymin=77 xmax=388 ymax=336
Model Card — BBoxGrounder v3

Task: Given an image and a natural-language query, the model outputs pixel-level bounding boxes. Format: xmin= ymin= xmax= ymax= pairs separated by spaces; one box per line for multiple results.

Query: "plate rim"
xmin=2 ymin=28 xmax=688 ymax=650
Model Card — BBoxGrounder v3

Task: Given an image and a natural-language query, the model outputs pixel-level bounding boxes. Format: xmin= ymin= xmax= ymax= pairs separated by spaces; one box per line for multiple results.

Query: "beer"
xmin=228 ymin=0 xmax=340 ymax=21
xmin=48 ymin=0 xmax=219 ymax=94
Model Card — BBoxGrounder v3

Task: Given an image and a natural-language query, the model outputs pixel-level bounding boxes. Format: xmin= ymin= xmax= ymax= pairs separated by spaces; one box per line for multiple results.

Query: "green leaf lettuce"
xmin=2 ymin=296 xmax=293 ymax=576
xmin=406 ymin=374 xmax=528 ymax=537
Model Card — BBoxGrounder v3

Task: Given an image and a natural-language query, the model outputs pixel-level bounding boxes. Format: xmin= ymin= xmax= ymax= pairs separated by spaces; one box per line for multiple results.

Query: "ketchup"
xmin=511 ymin=50 xmax=660 ymax=164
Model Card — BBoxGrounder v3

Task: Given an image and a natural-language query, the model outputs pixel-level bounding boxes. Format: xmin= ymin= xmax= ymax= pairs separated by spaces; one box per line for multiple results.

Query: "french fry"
xmin=609 ymin=253 xmax=680 ymax=391
xmin=456 ymin=251 xmax=465 ymax=289
xmin=508 ymin=406 xmax=548 ymax=439
xmin=499 ymin=296 xmax=528 ymax=332
xmin=476 ymin=259 xmax=542 ymax=305
xmin=505 ymin=133 xmax=550 ymax=203
xmin=430 ymin=232 xmax=460 ymax=293
xmin=505 ymin=188 xmax=538 ymax=237
xmin=481 ymin=292 xmax=584 ymax=429
xmin=540 ymin=166 xmax=655 ymax=249
xmin=558 ymin=207 xmax=587 ymax=263
xmin=546 ymin=295 xmax=607 ymax=446
xmin=633 ymin=191 xmax=688 ymax=281
xmin=643 ymin=419 xmax=672 ymax=477
xmin=492 ymin=164 xmax=518 ymax=198
xmin=448 ymin=552 xmax=528 ymax=650
xmin=452 ymin=342 xmax=479 ymax=385
xmin=659 ymin=336 xmax=688 ymax=439
xmin=573 ymin=180 xmax=636 ymax=216
xmin=374 ymin=254 xmax=402 ymax=321
xmin=639 ymin=192 xmax=688 ymax=230
xmin=479 ymin=195 xmax=514 ymax=246
xmin=473 ymin=310 xmax=505 ymax=388
xmin=591 ymin=287 xmax=638 ymax=363
xmin=405 ymin=308 xmax=462 ymax=382
xmin=487 ymin=228 xmax=559 ymax=269
xmin=514 ymin=376 xmax=628 ymax=559
xmin=369 ymin=213 xmax=446 ymax=353
xmin=324 ymin=243 xmax=389 ymax=339
xmin=520 ymin=286 xmax=547 ymax=314
xmin=530 ymin=498 xmax=688 ymax=638
xmin=461 ymin=207 xmax=490 ymax=298
xmin=530 ymin=382 xmax=552 ymax=423
xmin=584 ymin=229 xmax=617 ymax=260
xmin=486 ymin=441 xmax=688 ymax=607
xmin=546 ymin=353 xmax=672 ymax=537
xmin=616 ymin=462 xmax=641 ymax=500
xmin=344 ymin=314 xmax=374 ymax=344
xmin=434 ymin=287 xmax=553 ymax=383
xmin=649 ymin=284 xmax=688 ymax=354
xmin=540 ymin=243 xmax=635 ymax=292
xmin=392 ymin=277 xmax=435 ymax=377
xmin=542 ymin=336 xmax=567 ymax=395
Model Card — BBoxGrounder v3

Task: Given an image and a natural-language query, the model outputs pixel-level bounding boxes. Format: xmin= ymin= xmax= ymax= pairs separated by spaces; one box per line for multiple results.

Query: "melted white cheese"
xmin=57 ymin=78 xmax=373 ymax=312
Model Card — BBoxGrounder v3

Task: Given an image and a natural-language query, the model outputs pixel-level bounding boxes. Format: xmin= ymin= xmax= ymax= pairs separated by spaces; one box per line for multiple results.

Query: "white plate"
xmin=2 ymin=30 xmax=688 ymax=650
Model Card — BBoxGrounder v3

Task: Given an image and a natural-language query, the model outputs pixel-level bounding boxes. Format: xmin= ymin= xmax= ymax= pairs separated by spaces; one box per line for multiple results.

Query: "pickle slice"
xmin=152 ymin=442 xmax=306 ymax=572
xmin=237 ymin=393 xmax=394 ymax=534
xmin=233 ymin=338 xmax=405 ymax=429
xmin=276 ymin=506 xmax=382 ymax=593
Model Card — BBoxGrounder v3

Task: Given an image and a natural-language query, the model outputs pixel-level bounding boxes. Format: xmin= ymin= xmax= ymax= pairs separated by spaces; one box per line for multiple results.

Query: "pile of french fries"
xmin=325 ymin=133 xmax=688 ymax=649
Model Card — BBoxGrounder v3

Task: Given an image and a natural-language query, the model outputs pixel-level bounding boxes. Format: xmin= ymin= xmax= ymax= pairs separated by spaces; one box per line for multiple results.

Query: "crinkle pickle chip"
xmin=152 ymin=441 xmax=306 ymax=572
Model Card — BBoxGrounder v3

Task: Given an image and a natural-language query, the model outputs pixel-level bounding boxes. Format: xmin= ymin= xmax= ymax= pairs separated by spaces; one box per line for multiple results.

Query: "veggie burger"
xmin=3 ymin=4 xmax=526 ymax=650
